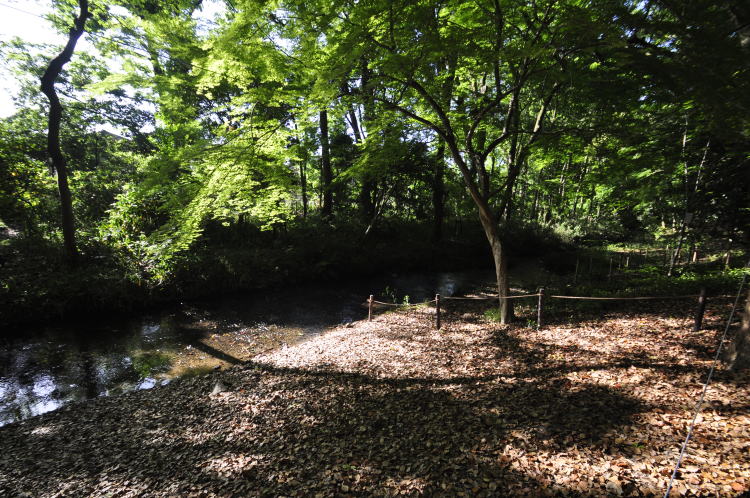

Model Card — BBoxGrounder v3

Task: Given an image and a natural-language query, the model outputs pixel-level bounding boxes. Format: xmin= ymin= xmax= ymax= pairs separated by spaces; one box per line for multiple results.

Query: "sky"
xmin=0 ymin=0 xmax=78 ymax=117
xmin=0 ymin=0 xmax=225 ymax=119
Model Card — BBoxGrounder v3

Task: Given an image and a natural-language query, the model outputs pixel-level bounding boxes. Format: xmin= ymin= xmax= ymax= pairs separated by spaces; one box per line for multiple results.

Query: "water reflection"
xmin=0 ymin=269 xmax=504 ymax=427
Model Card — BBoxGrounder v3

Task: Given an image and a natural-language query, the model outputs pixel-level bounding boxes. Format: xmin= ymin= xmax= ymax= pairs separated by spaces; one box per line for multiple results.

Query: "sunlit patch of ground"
xmin=151 ymin=321 xmax=314 ymax=379
xmin=0 ymin=299 xmax=748 ymax=496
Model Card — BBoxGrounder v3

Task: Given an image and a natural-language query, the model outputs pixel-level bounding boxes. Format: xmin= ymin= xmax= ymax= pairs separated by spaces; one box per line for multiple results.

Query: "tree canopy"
xmin=0 ymin=0 xmax=747 ymax=317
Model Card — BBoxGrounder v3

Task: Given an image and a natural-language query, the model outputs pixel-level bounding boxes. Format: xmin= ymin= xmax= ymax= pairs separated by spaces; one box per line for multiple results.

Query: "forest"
xmin=0 ymin=0 xmax=746 ymax=325
xmin=0 ymin=0 xmax=749 ymax=496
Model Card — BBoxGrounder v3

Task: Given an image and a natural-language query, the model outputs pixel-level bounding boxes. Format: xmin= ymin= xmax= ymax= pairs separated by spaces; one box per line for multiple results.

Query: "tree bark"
xmin=319 ymin=109 xmax=333 ymax=218
xmin=350 ymin=108 xmax=375 ymax=222
xmin=726 ymin=289 xmax=750 ymax=371
xmin=358 ymin=58 xmax=376 ymax=223
xmin=477 ymin=198 xmax=513 ymax=323
xmin=668 ymin=217 xmax=688 ymax=276
xmin=292 ymin=120 xmax=308 ymax=218
xmin=453 ymin=154 xmax=513 ymax=324
xmin=40 ymin=0 xmax=90 ymax=265
xmin=432 ymin=139 xmax=446 ymax=241
xmin=300 ymin=156 xmax=308 ymax=218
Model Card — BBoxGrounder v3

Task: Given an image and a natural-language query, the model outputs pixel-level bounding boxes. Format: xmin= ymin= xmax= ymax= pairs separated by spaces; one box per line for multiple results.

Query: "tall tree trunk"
xmin=453 ymin=154 xmax=513 ymax=323
xmin=668 ymin=139 xmax=708 ymax=276
xmin=347 ymin=106 xmax=363 ymax=143
xmin=300 ymin=159 xmax=308 ymax=218
xmin=429 ymin=46 xmax=456 ymax=241
xmin=40 ymin=0 xmax=89 ymax=265
xmin=504 ymin=157 xmax=526 ymax=224
xmin=478 ymin=204 xmax=513 ymax=323
xmin=358 ymin=180 xmax=375 ymax=222
xmin=668 ymin=217 xmax=688 ymax=276
xmin=432 ymin=139 xmax=446 ymax=241
xmin=558 ymin=155 xmax=570 ymax=206
xmin=358 ymin=58 xmax=376 ymax=223
xmin=348 ymin=101 xmax=375 ymax=222
xmin=726 ymin=289 xmax=750 ymax=371
xmin=293 ymin=120 xmax=308 ymax=218
xmin=570 ymin=160 xmax=588 ymax=220
xmin=319 ymin=109 xmax=333 ymax=218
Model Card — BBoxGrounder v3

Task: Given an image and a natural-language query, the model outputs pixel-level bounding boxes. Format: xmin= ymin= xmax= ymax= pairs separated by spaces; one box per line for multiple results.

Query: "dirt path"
xmin=1 ymin=300 xmax=748 ymax=496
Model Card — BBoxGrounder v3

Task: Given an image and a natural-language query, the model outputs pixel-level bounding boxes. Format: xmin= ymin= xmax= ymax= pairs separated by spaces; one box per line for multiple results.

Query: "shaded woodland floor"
xmin=0 ymin=298 xmax=748 ymax=496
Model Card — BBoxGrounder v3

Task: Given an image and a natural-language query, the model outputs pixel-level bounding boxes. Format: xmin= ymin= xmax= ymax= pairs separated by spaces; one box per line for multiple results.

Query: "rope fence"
xmin=548 ymin=294 xmax=700 ymax=300
xmin=371 ymin=299 xmax=437 ymax=306
xmin=361 ymin=256 xmax=748 ymax=498
xmin=366 ymin=286 xmax=732 ymax=331
xmin=443 ymin=293 xmax=541 ymax=300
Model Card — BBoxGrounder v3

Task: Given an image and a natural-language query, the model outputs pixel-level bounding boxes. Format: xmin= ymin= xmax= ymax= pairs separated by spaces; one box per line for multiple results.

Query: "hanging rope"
xmin=664 ymin=271 xmax=748 ymax=498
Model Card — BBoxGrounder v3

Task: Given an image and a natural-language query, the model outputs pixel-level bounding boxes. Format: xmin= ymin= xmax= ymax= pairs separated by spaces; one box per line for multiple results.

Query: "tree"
xmin=40 ymin=0 xmax=91 ymax=264
xmin=319 ymin=109 xmax=333 ymax=217
xmin=296 ymin=0 xmax=618 ymax=322
xmin=726 ymin=289 xmax=750 ymax=371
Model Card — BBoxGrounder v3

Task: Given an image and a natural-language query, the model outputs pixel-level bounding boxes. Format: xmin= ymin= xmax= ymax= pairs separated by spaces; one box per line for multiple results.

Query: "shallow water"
xmin=2 ymin=268 xmax=520 ymax=427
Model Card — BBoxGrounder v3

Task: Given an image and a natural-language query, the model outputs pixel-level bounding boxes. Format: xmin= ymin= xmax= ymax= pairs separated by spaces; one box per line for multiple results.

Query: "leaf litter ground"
xmin=0 ymin=298 xmax=748 ymax=496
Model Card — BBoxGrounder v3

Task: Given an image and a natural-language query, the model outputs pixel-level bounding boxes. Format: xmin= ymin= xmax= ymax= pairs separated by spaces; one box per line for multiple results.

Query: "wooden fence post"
xmin=537 ymin=287 xmax=545 ymax=330
xmin=608 ymin=257 xmax=613 ymax=280
xmin=693 ymin=287 xmax=707 ymax=332
xmin=368 ymin=295 xmax=373 ymax=321
xmin=435 ymin=294 xmax=441 ymax=330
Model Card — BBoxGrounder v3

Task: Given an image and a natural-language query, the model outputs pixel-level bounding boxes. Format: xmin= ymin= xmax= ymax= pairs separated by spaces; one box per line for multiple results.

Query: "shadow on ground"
xmin=0 ymin=298 xmax=743 ymax=496
xmin=0 ymin=357 xmax=648 ymax=496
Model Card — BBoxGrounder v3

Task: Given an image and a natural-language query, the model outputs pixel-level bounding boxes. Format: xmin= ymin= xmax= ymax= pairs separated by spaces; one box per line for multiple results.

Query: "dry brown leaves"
xmin=0 ymin=300 xmax=748 ymax=496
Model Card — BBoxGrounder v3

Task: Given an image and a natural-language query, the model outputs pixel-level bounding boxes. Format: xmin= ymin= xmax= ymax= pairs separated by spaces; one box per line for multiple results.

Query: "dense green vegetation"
xmin=0 ymin=0 xmax=748 ymax=327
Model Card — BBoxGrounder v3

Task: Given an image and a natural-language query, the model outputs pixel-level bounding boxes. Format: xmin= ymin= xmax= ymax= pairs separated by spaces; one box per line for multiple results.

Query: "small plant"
xmin=484 ymin=307 xmax=501 ymax=322
xmin=402 ymin=294 xmax=410 ymax=305
xmin=131 ymin=350 xmax=173 ymax=378
xmin=383 ymin=285 xmax=398 ymax=303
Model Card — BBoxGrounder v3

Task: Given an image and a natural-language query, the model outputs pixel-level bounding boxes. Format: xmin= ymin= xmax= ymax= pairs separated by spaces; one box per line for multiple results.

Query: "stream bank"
xmin=2 ymin=267 xmax=516 ymax=427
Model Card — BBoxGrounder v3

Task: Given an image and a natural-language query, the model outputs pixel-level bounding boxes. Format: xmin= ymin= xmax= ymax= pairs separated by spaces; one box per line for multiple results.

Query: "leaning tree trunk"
xmin=475 ymin=200 xmax=513 ymax=323
xmin=40 ymin=0 xmax=90 ymax=265
xmin=725 ymin=289 xmax=750 ymax=371
xmin=444 ymin=149 xmax=515 ymax=323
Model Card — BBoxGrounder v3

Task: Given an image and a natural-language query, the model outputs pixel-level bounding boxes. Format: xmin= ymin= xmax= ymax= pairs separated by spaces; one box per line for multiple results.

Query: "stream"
xmin=2 ymin=268 xmax=532 ymax=427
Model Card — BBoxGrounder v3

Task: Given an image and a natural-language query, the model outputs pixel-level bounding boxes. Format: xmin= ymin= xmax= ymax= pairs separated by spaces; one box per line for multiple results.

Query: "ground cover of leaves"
xmin=0 ymin=299 xmax=748 ymax=497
